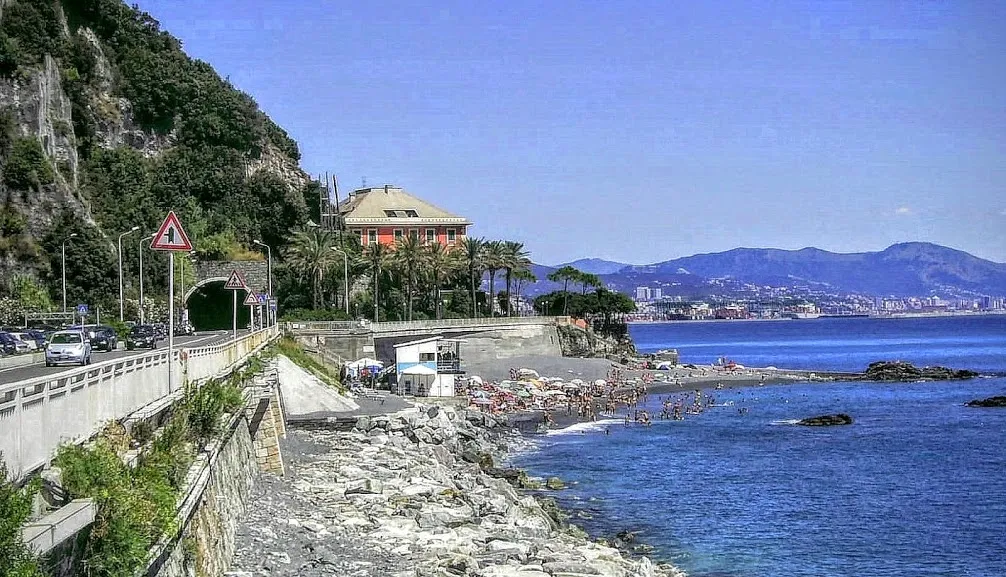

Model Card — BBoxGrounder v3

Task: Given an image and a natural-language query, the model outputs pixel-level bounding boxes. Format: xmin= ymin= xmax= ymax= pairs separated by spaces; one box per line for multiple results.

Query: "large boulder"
xmin=797 ymin=414 xmax=853 ymax=426
xmin=965 ymin=396 xmax=1006 ymax=408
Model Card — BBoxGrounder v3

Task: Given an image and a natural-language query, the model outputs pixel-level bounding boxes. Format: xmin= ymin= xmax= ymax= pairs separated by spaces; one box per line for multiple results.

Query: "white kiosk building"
xmin=393 ymin=336 xmax=462 ymax=397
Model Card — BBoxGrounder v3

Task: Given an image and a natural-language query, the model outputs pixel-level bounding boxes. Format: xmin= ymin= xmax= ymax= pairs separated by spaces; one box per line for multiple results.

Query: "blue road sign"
xmin=76 ymin=304 xmax=89 ymax=315
xmin=257 ymin=293 xmax=268 ymax=304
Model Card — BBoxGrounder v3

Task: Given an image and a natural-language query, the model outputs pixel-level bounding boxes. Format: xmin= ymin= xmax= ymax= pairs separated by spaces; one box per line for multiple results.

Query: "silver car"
xmin=45 ymin=331 xmax=92 ymax=367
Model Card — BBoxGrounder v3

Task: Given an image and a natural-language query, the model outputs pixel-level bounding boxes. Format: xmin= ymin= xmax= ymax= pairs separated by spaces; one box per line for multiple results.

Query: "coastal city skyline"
xmin=133 ymin=0 xmax=1006 ymax=265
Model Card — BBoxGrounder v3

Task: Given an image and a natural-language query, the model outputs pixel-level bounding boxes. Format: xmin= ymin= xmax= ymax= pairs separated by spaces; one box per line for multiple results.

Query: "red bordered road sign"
xmin=150 ymin=211 xmax=193 ymax=251
xmin=243 ymin=291 xmax=259 ymax=306
xmin=224 ymin=270 xmax=247 ymax=290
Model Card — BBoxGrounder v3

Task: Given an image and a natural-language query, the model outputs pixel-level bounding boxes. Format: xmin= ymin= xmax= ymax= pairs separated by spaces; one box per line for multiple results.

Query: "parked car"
xmin=25 ymin=330 xmax=47 ymax=349
xmin=45 ymin=331 xmax=92 ymax=366
xmin=0 ymin=332 xmax=26 ymax=355
xmin=9 ymin=332 xmax=39 ymax=351
xmin=126 ymin=325 xmax=157 ymax=350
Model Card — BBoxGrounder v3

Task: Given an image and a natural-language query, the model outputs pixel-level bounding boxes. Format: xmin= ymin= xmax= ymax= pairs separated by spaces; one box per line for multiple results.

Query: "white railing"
xmin=285 ymin=316 xmax=570 ymax=333
xmin=184 ymin=326 xmax=278 ymax=384
xmin=0 ymin=326 xmax=279 ymax=480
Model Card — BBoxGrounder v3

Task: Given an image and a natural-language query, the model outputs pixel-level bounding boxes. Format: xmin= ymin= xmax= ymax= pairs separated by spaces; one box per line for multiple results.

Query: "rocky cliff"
xmin=0 ymin=0 xmax=310 ymax=301
xmin=557 ymin=323 xmax=637 ymax=360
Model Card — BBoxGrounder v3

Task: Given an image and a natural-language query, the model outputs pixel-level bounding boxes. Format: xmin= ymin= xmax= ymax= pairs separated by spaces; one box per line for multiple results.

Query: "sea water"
xmin=514 ymin=316 xmax=1006 ymax=577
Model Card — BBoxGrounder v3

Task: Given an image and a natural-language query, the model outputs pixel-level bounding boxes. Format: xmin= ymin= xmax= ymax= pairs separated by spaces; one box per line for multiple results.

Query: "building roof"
xmin=392 ymin=336 xmax=443 ymax=348
xmin=339 ymin=185 xmax=471 ymax=226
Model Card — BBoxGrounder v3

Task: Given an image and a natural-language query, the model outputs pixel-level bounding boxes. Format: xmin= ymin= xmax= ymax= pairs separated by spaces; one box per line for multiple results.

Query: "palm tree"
xmin=483 ymin=240 xmax=506 ymax=317
xmin=361 ymin=242 xmax=391 ymax=322
xmin=501 ymin=241 xmax=531 ymax=316
xmin=392 ymin=235 xmax=425 ymax=321
xmin=283 ymin=228 xmax=337 ymax=309
xmin=547 ymin=265 xmax=580 ymax=315
xmin=459 ymin=236 xmax=485 ymax=318
xmin=513 ymin=268 xmax=537 ymax=317
xmin=424 ymin=241 xmax=459 ymax=319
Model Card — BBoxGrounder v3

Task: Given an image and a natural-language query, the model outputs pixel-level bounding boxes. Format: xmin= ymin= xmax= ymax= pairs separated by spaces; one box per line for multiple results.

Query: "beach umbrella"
xmin=517 ymin=368 xmax=540 ymax=379
xmin=469 ymin=375 xmax=484 ymax=386
xmin=562 ymin=382 xmax=580 ymax=390
xmin=570 ymin=379 xmax=584 ymax=386
xmin=471 ymin=390 xmax=490 ymax=398
xmin=516 ymin=389 xmax=531 ymax=398
xmin=594 ymin=379 xmax=607 ymax=387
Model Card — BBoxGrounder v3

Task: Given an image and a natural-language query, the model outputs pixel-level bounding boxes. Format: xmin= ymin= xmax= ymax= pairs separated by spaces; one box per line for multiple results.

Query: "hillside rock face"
xmin=0 ymin=54 xmax=86 ymax=230
xmin=0 ymin=0 xmax=310 ymax=288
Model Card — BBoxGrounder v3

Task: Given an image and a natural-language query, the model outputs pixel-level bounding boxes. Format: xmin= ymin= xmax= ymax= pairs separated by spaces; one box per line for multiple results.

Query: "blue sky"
xmin=134 ymin=0 xmax=1005 ymax=265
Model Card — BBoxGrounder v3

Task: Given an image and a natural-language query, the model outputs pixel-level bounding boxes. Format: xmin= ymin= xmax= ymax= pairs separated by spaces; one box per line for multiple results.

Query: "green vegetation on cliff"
xmin=0 ymin=0 xmax=311 ymax=311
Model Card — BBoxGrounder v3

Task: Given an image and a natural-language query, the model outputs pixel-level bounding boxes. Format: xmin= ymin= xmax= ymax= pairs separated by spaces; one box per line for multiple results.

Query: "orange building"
xmin=338 ymin=185 xmax=471 ymax=247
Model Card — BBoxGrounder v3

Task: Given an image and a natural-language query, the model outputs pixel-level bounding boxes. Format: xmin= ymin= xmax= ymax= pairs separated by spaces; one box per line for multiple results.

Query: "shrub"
xmin=0 ymin=459 xmax=43 ymax=577
xmin=3 ymin=138 xmax=54 ymax=191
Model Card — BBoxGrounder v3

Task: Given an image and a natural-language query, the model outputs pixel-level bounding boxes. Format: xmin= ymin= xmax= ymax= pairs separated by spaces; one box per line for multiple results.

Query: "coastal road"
xmin=0 ymin=331 xmax=242 ymax=385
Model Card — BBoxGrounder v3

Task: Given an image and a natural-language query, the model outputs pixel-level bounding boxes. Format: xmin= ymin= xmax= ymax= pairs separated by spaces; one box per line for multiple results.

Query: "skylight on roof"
xmin=383 ymin=209 xmax=420 ymax=218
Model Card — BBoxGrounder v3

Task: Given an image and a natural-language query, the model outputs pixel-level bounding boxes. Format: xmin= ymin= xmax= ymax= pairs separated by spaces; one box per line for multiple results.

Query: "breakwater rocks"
xmin=965 ymin=396 xmax=1006 ymax=408
xmin=863 ymin=361 xmax=979 ymax=381
xmin=228 ymin=405 xmax=680 ymax=577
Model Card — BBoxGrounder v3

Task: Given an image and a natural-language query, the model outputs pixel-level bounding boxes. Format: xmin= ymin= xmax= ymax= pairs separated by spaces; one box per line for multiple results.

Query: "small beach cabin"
xmin=393 ymin=336 xmax=463 ymax=397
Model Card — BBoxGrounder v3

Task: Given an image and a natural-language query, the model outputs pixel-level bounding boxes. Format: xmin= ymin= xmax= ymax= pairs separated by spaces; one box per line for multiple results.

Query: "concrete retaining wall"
xmin=151 ymin=416 xmax=257 ymax=577
xmin=453 ymin=324 xmax=563 ymax=366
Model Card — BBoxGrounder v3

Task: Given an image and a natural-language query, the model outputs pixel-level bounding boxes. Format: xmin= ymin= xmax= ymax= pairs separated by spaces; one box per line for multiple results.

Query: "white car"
xmin=45 ymin=331 xmax=92 ymax=367
xmin=11 ymin=333 xmax=38 ymax=351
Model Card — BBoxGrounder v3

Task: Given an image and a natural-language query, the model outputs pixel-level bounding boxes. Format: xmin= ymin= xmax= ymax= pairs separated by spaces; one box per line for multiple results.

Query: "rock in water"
xmin=864 ymin=361 xmax=978 ymax=381
xmin=545 ymin=476 xmax=566 ymax=490
xmin=965 ymin=396 xmax=1006 ymax=408
xmin=797 ymin=414 xmax=853 ymax=426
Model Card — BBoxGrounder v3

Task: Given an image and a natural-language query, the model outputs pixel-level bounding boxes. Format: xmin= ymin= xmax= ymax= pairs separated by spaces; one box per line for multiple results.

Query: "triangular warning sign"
xmin=224 ymin=270 xmax=247 ymax=290
xmin=244 ymin=291 xmax=259 ymax=305
xmin=150 ymin=211 xmax=193 ymax=251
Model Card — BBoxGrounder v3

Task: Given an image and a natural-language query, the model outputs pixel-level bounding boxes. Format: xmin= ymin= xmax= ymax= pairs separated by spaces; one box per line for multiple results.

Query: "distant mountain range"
xmin=529 ymin=243 xmax=1006 ymax=299
xmin=552 ymin=258 xmax=633 ymax=276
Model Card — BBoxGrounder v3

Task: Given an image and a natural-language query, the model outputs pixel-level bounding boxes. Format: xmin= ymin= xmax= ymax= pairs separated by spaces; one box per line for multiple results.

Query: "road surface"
xmin=0 ymin=331 xmax=243 ymax=385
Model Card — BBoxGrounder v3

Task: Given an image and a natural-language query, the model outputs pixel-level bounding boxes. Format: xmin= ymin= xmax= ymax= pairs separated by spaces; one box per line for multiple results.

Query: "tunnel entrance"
xmin=187 ymin=281 xmax=251 ymax=331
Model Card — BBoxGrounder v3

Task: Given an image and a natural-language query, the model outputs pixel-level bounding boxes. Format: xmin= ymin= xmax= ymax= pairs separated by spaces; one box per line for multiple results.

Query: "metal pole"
xmin=62 ymin=242 xmax=67 ymax=313
xmin=118 ymin=236 xmax=123 ymax=321
xmin=232 ymin=290 xmax=237 ymax=339
xmin=254 ymin=240 xmax=273 ymax=326
xmin=331 ymin=247 xmax=350 ymax=315
xmin=168 ymin=252 xmax=175 ymax=392
xmin=342 ymin=252 xmax=349 ymax=314
xmin=60 ymin=234 xmax=76 ymax=313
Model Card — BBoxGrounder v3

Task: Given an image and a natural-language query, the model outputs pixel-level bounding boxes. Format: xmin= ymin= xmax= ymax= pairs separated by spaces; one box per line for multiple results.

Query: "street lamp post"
xmin=118 ymin=226 xmax=140 ymax=321
xmin=330 ymin=246 xmax=349 ymax=315
xmin=61 ymin=233 xmax=78 ymax=313
xmin=139 ymin=234 xmax=153 ymax=324
xmin=253 ymin=240 xmax=273 ymax=325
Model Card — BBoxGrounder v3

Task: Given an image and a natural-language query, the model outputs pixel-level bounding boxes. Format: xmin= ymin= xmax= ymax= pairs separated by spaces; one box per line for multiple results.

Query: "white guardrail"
xmin=0 ymin=327 xmax=279 ymax=480
xmin=285 ymin=316 xmax=571 ymax=333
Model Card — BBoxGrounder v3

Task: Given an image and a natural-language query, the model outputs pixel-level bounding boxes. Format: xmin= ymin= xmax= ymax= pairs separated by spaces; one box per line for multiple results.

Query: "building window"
xmin=355 ymin=230 xmax=363 ymax=245
xmin=425 ymin=228 xmax=436 ymax=243
xmin=404 ymin=209 xmax=419 ymax=217
xmin=394 ymin=229 xmax=403 ymax=240
xmin=419 ymin=352 xmax=436 ymax=362
xmin=409 ymin=229 xmax=419 ymax=241
xmin=368 ymin=229 xmax=377 ymax=245
xmin=447 ymin=229 xmax=456 ymax=245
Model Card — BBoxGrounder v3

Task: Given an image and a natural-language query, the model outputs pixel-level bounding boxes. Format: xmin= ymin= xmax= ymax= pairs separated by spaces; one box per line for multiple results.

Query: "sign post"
xmin=150 ymin=211 xmax=193 ymax=393
xmin=224 ymin=270 xmax=248 ymax=339
xmin=244 ymin=291 xmax=259 ymax=332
